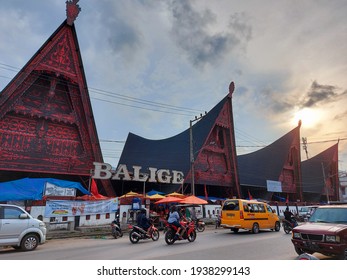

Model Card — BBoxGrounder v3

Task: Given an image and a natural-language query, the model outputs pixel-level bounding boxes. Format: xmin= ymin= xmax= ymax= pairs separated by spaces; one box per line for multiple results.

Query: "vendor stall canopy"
xmin=0 ymin=178 xmax=90 ymax=201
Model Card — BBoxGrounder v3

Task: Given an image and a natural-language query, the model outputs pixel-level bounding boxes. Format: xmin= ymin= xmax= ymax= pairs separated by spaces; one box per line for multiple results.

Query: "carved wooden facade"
xmin=186 ymin=83 xmax=240 ymax=198
xmin=0 ymin=19 xmax=114 ymax=196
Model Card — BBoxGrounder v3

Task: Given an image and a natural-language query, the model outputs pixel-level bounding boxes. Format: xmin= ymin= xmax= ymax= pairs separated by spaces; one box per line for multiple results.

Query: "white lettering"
xmin=112 ymin=164 xmax=131 ymax=180
xmin=93 ymin=162 xmax=112 ymax=179
xmin=172 ymin=170 xmax=184 ymax=184
xmin=92 ymin=163 xmax=184 ymax=184
xmin=132 ymin=166 xmax=149 ymax=182
xmin=157 ymin=169 xmax=171 ymax=183
xmin=148 ymin=167 xmax=157 ymax=182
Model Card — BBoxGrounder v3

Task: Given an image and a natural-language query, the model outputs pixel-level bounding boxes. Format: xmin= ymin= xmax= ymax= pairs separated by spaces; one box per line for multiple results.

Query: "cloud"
xmin=301 ymin=81 xmax=347 ymax=108
xmin=167 ymin=0 xmax=251 ymax=68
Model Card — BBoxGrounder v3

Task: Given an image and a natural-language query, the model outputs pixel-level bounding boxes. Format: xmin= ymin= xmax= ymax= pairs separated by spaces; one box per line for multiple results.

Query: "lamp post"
xmin=189 ymin=113 xmax=206 ymax=196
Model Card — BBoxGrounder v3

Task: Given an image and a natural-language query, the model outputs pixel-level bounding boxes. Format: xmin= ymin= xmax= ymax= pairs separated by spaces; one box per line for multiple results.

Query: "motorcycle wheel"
xmin=187 ymin=230 xmax=197 ymax=242
xmin=274 ymin=221 xmax=281 ymax=232
xmin=117 ymin=229 xmax=123 ymax=238
xmin=129 ymin=230 xmax=140 ymax=244
xmin=165 ymin=229 xmax=176 ymax=245
xmin=283 ymin=224 xmax=291 ymax=234
xmin=197 ymin=224 xmax=205 ymax=232
xmin=151 ymin=229 xmax=160 ymax=241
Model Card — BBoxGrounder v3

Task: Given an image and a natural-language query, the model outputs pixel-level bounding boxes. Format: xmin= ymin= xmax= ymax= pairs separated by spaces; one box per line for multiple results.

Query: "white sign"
xmin=266 ymin=180 xmax=282 ymax=192
xmin=44 ymin=182 xmax=76 ymax=197
xmin=92 ymin=162 xmax=184 ymax=184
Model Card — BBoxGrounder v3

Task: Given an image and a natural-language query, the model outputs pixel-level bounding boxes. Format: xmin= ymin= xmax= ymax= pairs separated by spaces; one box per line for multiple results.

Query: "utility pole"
xmin=189 ymin=113 xmax=206 ymax=196
xmin=302 ymin=137 xmax=309 ymax=159
xmin=321 ymin=162 xmax=330 ymax=204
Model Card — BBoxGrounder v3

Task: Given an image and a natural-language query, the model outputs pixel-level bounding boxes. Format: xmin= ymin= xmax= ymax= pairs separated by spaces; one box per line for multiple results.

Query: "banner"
xmin=266 ymin=180 xmax=282 ymax=192
xmin=45 ymin=198 xmax=118 ymax=217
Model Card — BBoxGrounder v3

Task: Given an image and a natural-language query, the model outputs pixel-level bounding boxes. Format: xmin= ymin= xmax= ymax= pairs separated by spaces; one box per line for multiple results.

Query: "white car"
xmin=0 ymin=204 xmax=47 ymax=251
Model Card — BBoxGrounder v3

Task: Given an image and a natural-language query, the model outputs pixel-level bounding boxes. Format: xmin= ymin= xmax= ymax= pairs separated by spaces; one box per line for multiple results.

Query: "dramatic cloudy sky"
xmin=1 ymin=0 xmax=347 ymax=172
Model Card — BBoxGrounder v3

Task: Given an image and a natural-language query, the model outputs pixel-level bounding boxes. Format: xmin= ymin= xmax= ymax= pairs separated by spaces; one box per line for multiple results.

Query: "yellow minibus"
xmin=220 ymin=199 xmax=280 ymax=233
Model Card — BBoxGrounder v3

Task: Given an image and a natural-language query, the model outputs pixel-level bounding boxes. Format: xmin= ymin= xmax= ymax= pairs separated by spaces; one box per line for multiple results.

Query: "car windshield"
xmin=299 ymin=207 xmax=309 ymax=213
xmin=309 ymin=208 xmax=347 ymax=224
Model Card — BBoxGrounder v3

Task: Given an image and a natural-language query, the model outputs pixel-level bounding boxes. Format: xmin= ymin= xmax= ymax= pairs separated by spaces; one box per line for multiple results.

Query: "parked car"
xmin=297 ymin=205 xmax=318 ymax=222
xmin=0 ymin=204 xmax=47 ymax=251
xmin=291 ymin=204 xmax=347 ymax=259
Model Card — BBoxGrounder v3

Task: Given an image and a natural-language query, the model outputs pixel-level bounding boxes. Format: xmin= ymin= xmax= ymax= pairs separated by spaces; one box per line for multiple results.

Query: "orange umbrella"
xmin=180 ymin=195 xmax=208 ymax=205
xmin=166 ymin=192 xmax=186 ymax=198
xmin=148 ymin=193 xmax=166 ymax=200
xmin=154 ymin=196 xmax=183 ymax=204
xmin=120 ymin=191 xmax=142 ymax=198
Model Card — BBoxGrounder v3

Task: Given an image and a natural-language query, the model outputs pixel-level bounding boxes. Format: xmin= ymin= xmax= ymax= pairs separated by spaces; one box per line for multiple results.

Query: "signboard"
xmin=44 ymin=182 xmax=76 ymax=197
xmin=92 ymin=162 xmax=184 ymax=184
xmin=44 ymin=198 xmax=118 ymax=217
xmin=266 ymin=180 xmax=282 ymax=192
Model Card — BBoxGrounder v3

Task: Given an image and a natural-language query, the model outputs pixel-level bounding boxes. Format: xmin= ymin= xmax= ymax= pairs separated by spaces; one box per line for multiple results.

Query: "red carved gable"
xmin=0 ymin=21 xmax=114 ymax=196
xmin=193 ymin=92 xmax=240 ymax=198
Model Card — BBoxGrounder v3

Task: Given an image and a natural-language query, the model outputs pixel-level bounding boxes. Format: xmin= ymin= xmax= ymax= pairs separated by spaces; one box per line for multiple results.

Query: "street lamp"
xmin=189 ymin=113 xmax=206 ymax=195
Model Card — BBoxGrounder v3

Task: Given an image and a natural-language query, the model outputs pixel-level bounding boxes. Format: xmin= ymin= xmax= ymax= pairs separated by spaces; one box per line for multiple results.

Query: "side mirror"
xmin=19 ymin=213 xmax=29 ymax=219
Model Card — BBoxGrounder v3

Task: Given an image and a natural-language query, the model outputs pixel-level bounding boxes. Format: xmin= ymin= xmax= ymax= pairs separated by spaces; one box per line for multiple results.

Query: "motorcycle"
xmin=164 ymin=220 xmax=197 ymax=245
xmin=111 ymin=213 xmax=123 ymax=239
xmin=215 ymin=214 xmax=221 ymax=229
xmin=282 ymin=217 xmax=298 ymax=234
xmin=194 ymin=218 xmax=206 ymax=232
xmin=128 ymin=223 xmax=160 ymax=244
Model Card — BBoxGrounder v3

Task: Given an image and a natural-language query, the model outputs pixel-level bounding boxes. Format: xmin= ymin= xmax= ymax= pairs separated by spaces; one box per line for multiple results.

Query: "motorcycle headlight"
xmin=293 ymin=232 xmax=301 ymax=239
xmin=325 ymin=235 xmax=340 ymax=243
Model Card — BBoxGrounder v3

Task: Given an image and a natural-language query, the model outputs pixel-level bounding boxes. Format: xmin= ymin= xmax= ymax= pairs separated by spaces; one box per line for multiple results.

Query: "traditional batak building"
xmin=237 ymin=122 xmax=302 ymax=202
xmin=301 ymin=143 xmax=340 ymax=203
xmin=0 ymin=3 xmax=341 ymax=204
xmin=0 ymin=1 xmax=114 ymax=197
xmin=116 ymin=82 xmax=240 ymax=199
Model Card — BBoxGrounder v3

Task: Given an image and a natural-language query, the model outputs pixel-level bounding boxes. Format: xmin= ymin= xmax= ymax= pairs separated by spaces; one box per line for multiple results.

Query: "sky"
xmin=1 ymin=0 xmax=347 ymax=173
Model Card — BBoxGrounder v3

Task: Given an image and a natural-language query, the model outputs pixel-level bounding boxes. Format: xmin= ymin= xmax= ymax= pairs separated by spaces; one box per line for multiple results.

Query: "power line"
xmin=0 ymin=62 xmax=204 ymax=117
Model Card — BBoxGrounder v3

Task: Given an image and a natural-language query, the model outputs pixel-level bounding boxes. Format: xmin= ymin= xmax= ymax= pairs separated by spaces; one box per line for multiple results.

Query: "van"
xmin=0 ymin=204 xmax=47 ymax=251
xmin=220 ymin=199 xmax=280 ymax=233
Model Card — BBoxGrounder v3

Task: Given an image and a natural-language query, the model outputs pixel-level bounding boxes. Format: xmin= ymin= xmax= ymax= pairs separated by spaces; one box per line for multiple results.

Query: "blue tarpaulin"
xmin=0 ymin=178 xmax=90 ymax=201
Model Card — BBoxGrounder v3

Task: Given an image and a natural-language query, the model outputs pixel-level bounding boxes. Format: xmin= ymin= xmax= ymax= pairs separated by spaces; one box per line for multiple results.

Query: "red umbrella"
xmin=154 ymin=196 xmax=183 ymax=204
xmin=180 ymin=195 xmax=208 ymax=205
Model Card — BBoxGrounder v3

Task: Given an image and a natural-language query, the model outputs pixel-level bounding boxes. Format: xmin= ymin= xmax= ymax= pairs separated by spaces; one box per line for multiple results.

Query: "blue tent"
xmin=0 ymin=178 xmax=90 ymax=201
xmin=146 ymin=189 xmax=165 ymax=196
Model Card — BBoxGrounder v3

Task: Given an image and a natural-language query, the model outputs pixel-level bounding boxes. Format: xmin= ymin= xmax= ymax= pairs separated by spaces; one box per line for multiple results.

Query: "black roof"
xmin=301 ymin=143 xmax=338 ymax=194
xmin=118 ymin=94 xmax=230 ymax=177
xmin=237 ymin=125 xmax=301 ymax=188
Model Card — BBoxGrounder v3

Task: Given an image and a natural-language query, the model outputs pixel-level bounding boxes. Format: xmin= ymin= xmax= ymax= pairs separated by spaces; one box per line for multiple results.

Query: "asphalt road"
xmin=0 ymin=227 xmax=303 ymax=260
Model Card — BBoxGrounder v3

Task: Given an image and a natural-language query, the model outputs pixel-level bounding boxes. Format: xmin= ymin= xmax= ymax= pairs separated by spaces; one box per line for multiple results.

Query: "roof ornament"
xmin=66 ymin=0 xmax=81 ymax=26
xmin=228 ymin=81 xmax=235 ymax=97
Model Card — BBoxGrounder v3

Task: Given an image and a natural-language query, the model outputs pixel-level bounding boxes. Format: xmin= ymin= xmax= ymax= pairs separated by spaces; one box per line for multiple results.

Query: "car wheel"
xmin=274 ymin=221 xmax=281 ymax=232
xmin=20 ymin=234 xmax=39 ymax=251
xmin=251 ymin=223 xmax=259 ymax=234
xmin=232 ymin=228 xmax=239 ymax=233
xmin=339 ymin=249 xmax=347 ymax=260
xmin=294 ymin=246 xmax=305 ymax=255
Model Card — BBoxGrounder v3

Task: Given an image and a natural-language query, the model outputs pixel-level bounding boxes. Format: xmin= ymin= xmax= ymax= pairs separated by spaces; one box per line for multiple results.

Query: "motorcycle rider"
xmin=137 ymin=208 xmax=152 ymax=237
xmin=168 ymin=205 xmax=184 ymax=239
xmin=284 ymin=206 xmax=297 ymax=227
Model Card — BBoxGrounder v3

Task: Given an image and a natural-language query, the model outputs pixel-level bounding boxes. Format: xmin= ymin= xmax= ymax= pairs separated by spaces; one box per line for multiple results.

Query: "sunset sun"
xmin=293 ymin=108 xmax=320 ymax=128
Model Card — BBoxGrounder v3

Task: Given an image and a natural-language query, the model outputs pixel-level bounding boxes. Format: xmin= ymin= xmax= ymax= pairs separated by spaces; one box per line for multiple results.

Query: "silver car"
xmin=0 ymin=204 xmax=47 ymax=251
